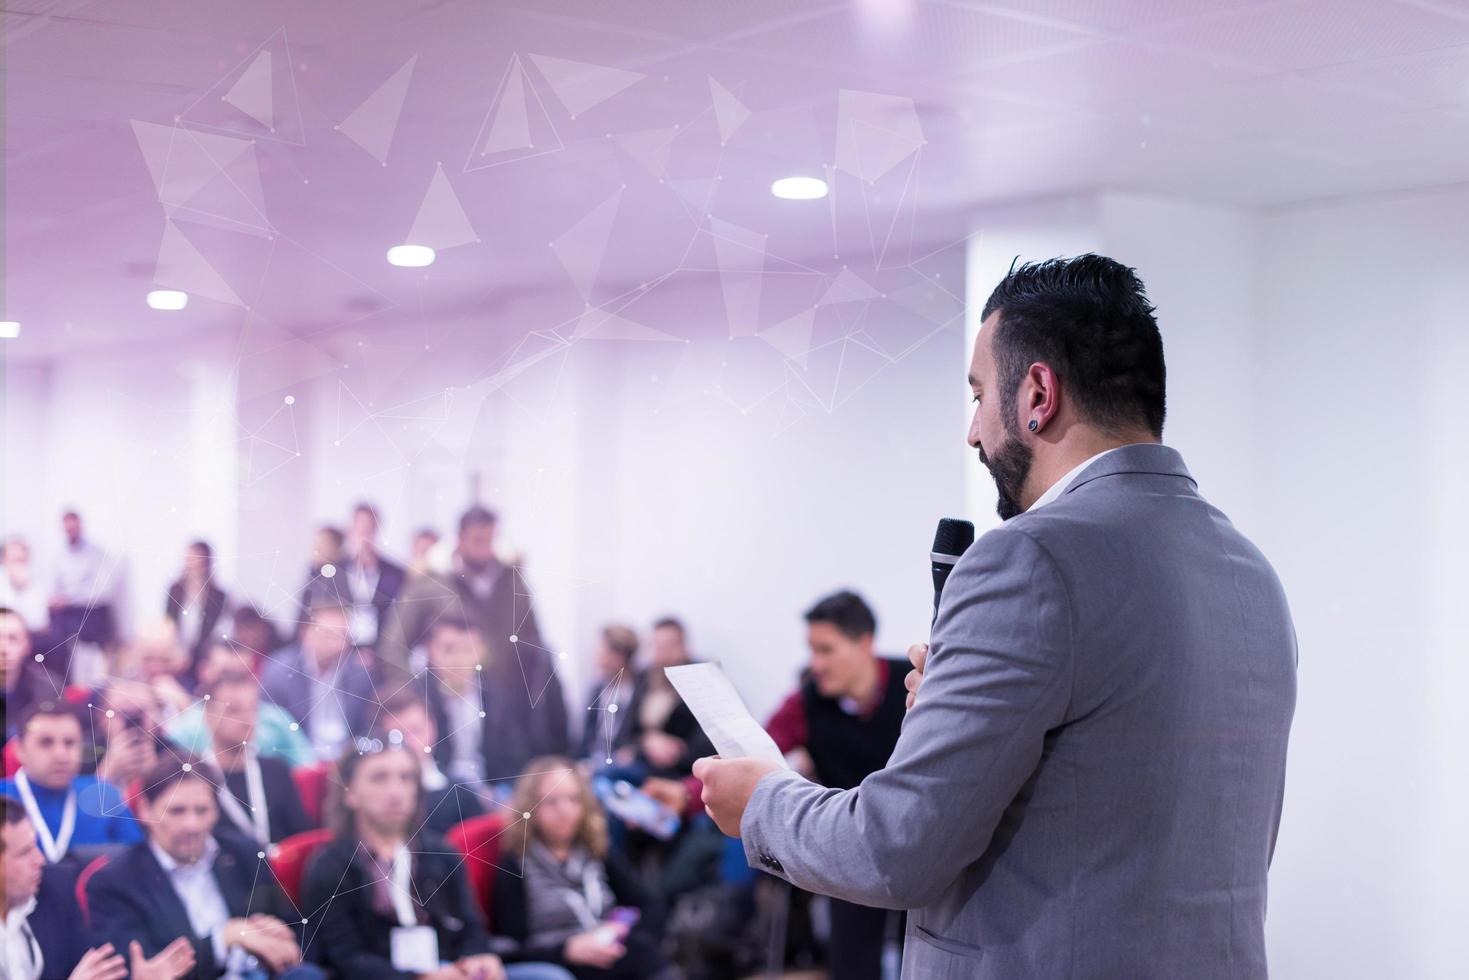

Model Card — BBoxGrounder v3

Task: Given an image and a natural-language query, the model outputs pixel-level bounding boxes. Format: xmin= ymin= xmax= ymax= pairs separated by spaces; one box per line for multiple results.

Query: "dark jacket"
xmin=299 ymin=555 xmax=406 ymax=647
xmin=164 ymin=581 xmax=229 ymax=675
xmin=217 ymin=754 xmax=313 ymax=843
xmin=86 ymin=828 xmax=303 ymax=978
xmin=31 ymin=862 xmax=89 ymax=979
xmin=575 ymin=670 xmax=647 ymax=764
xmin=380 ymin=564 xmax=569 ymax=781
xmin=301 ymin=833 xmax=489 ymax=980
xmin=492 ymin=850 xmax=669 ymax=979
xmin=259 ymin=643 xmax=378 ymax=740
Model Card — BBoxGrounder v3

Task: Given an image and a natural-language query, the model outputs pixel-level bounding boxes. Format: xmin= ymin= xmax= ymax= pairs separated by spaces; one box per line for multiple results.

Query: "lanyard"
xmin=559 ymin=860 xmax=607 ymax=931
xmin=389 ymin=844 xmax=418 ymax=928
xmin=209 ymin=750 xmax=270 ymax=845
xmin=14 ymin=770 xmax=76 ymax=863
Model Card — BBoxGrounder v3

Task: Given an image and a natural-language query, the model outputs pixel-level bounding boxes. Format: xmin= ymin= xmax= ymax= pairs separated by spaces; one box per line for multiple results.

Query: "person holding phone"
xmin=493 ymin=758 xmax=680 ymax=980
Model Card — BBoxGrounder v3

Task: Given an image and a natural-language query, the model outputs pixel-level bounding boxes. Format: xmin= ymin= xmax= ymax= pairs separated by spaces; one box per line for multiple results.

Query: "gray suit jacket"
xmin=742 ymin=444 xmax=1297 ymax=978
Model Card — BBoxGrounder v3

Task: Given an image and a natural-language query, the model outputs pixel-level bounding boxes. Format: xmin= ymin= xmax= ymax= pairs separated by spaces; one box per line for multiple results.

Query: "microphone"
xmin=930 ymin=517 xmax=975 ymax=623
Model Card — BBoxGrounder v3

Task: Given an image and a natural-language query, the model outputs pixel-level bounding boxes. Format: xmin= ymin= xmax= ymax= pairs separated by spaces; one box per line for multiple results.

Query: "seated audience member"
xmin=229 ymin=605 xmax=283 ymax=668
xmin=0 ymin=536 xmax=50 ymax=632
xmin=1 ymin=701 xmax=143 ymax=862
xmin=2 ymin=606 xmax=54 ymax=739
xmin=116 ymin=621 xmax=194 ymax=720
xmin=198 ymin=670 xmax=311 ymax=844
xmin=87 ymin=758 xmax=319 ymax=979
xmin=576 ymin=626 xmax=644 ymax=767
xmin=261 ymin=600 xmax=376 ymax=761
xmin=302 ymin=742 xmax=572 ymax=980
xmin=376 ymin=691 xmax=486 ymax=835
xmin=633 ymin=618 xmax=711 ymax=778
xmin=164 ymin=540 xmax=230 ymax=679
xmin=421 ymin=618 xmax=490 ymax=786
xmin=168 ymin=641 xmax=315 ymax=767
xmin=91 ymin=678 xmax=169 ymax=793
xmin=494 ymin=758 xmax=679 ymax=980
xmin=3 ymin=797 xmax=196 ymax=980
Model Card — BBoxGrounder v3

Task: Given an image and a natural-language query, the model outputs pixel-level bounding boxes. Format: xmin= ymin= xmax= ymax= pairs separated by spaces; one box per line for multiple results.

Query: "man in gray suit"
xmin=695 ymin=254 xmax=1297 ymax=978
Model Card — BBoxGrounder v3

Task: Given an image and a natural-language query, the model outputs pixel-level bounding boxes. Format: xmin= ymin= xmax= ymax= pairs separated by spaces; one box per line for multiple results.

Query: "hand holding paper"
xmin=664 ymin=662 xmax=788 ymax=767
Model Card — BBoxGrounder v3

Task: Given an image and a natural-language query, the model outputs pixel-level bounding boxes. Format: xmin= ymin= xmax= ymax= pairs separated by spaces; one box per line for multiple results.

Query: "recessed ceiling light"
xmin=771 ymin=176 xmax=829 ymax=200
xmin=387 ymin=244 xmax=436 ymax=267
xmin=146 ymin=290 xmax=189 ymax=311
xmin=0 ymin=321 xmax=20 ymax=339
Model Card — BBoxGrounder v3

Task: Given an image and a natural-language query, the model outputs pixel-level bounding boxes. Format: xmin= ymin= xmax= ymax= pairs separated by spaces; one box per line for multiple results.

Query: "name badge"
xmin=391 ymin=925 xmax=440 ymax=973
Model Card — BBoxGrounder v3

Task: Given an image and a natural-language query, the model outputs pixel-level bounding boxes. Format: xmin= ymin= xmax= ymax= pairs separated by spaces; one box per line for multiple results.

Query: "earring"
xmin=1028 ymin=419 xmax=1038 ymax=432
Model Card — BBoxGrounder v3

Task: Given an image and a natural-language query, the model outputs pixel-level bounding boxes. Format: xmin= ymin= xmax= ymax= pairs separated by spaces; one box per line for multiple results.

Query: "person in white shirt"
xmin=49 ymin=511 xmax=118 ymax=658
xmin=0 ymin=537 xmax=49 ymax=633
xmin=3 ymin=796 xmax=195 ymax=980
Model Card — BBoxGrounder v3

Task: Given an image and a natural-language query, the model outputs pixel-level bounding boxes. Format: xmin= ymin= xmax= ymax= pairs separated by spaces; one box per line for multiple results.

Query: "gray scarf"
xmin=523 ymin=840 xmax=613 ymax=949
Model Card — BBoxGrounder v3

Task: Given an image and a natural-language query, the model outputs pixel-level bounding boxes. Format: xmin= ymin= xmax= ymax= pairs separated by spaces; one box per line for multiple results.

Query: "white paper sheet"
xmin=664 ymin=662 xmax=788 ymax=767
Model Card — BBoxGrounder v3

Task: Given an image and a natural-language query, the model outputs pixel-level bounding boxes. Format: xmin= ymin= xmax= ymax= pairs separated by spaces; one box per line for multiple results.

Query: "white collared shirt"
xmin=2 ymin=896 xmax=43 ymax=980
xmin=1028 ymin=445 xmax=1139 ymax=512
xmin=149 ymin=837 xmax=234 ymax=968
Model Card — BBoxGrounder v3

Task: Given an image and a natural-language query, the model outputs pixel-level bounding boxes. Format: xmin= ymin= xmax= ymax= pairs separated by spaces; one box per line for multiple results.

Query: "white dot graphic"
xmin=258 ymin=851 xmax=266 ymax=859
xmin=509 ymin=634 xmax=518 ymax=643
xmin=284 ymin=395 xmax=295 ymax=405
xmin=289 ymin=723 xmax=299 ymax=731
xmin=105 ymin=709 xmax=115 ymax=718
xmin=182 ymin=763 xmax=192 ymax=772
xmin=34 ymin=654 xmax=44 ymax=663
xmin=522 ymin=812 xmax=532 ymax=820
xmin=607 ymin=704 xmax=618 ymax=714
xmin=321 ymin=563 xmax=337 ymax=578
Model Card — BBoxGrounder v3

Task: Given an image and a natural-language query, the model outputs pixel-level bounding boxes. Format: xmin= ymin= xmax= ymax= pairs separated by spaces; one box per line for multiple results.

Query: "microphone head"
xmin=932 ymin=517 xmax=975 ymax=558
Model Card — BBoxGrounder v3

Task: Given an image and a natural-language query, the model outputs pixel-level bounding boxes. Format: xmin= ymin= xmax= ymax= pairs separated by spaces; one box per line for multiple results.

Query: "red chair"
xmin=76 ymin=854 xmax=111 ymax=925
xmin=445 ymin=813 xmax=508 ymax=926
xmin=269 ymin=828 xmax=333 ymax=905
xmin=293 ymin=761 xmax=332 ymax=827
xmin=3 ymin=739 xmax=18 ymax=778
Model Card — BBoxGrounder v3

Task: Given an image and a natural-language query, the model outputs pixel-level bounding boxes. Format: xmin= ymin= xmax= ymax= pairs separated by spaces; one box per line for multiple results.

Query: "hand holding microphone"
xmin=908 ymin=517 xmax=974 ymax=711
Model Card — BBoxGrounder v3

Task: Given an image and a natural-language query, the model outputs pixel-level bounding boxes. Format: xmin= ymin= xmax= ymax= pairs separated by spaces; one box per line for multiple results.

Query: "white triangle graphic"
xmin=817 ymin=268 xmax=882 ymax=306
xmin=339 ymin=55 xmax=417 ymax=165
xmin=155 ymin=220 xmax=243 ymax=307
xmin=708 ymin=76 xmax=750 ymax=143
xmin=529 ymin=53 xmax=644 ymax=117
xmin=224 ymin=50 xmax=274 ymax=129
xmin=552 ymin=189 xmax=622 ymax=299
xmin=406 ymin=163 xmax=479 ymax=251
xmin=572 ymin=309 xmax=681 ymax=343
xmin=483 ymin=59 xmax=533 ymax=154
xmin=760 ymin=308 xmax=816 ymax=368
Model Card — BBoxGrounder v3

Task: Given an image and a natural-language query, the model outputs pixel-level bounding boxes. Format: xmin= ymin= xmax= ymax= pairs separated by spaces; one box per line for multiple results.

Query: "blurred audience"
xmin=91 ymin=678 xmax=167 ymax=793
xmin=163 ymin=540 xmax=229 ymax=679
xmin=261 ymin=600 xmax=376 ymax=761
xmin=116 ymin=620 xmax=193 ymax=719
xmin=420 ymin=618 xmax=490 ymax=785
xmin=634 ymin=618 xmax=711 ymax=778
xmin=577 ymin=625 xmax=643 ymax=766
xmin=2 ymin=607 xmax=53 ymax=739
xmin=1 ymin=701 xmax=143 ymax=862
xmin=408 ymin=526 xmax=441 ymax=577
xmin=495 ymin=758 xmax=680 ymax=980
xmin=304 ymin=743 xmax=571 ymax=980
xmin=338 ymin=502 xmax=406 ymax=652
xmin=168 ymin=640 xmax=316 ymax=767
xmin=3 ymin=796 xmax=195 ymax=980
xmin=375 ymin=691 xmax=487 ymax=835
xmin=0 ymin=536 xmax=49 ymax=632
xmin=198 ymin=670 xmax=310 ymax=845
xmin=228 ymin=604 xmax=283 ymax=668
xmin=381 ymin=506 xmax=568 ymax=782
xmin=86 ymin=757 xmax=317 ymax=979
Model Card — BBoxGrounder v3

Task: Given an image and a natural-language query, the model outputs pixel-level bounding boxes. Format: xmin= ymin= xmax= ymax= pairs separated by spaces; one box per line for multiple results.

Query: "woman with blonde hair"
xmin=494 ymin=758 xmax=680 ymax=980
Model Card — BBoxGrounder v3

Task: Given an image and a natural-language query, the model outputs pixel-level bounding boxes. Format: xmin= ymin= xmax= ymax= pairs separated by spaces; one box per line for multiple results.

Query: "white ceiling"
xmin=3 ymin=0 xmax=1468 ymax=360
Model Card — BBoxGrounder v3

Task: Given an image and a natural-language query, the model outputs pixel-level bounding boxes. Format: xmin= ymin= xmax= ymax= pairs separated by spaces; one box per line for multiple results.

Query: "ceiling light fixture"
xmin=771 ymin=176 xmax=829 ymax=200
xmin=146 ymin=290 xmax=189 ymax=311
xmin=0 ymin=321 xmax=20 ymax=339
xmin=387 ymin=244 xmax=436 ymax=268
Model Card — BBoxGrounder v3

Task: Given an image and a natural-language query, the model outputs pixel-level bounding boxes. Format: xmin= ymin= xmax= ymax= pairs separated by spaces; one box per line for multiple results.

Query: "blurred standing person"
xmin=295 ymin=525 xmax=344 ymax=637
xmin=379 ymin=505 xmax=568 ymax=782
xmin=0 ymin=536 xmax=49 ymax=633
xmin=338 ymin=502 xmax=406 ymax=654
xmin=407 ymin=526 xmax=440 ymax=577
xmin=48 ymin=510 xmax=118 ymax=679
xmin=163 ymin=540 xmax=229 ymax=680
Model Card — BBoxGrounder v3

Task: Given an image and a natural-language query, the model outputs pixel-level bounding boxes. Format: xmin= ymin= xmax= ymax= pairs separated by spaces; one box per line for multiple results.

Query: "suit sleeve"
xmin=301 ymin=851 xmax=410 ymax=980
xmin=88 ymin=862 xmax=217 ymax=976
xmin=740 ymin=525 xmax=1075 ymax=909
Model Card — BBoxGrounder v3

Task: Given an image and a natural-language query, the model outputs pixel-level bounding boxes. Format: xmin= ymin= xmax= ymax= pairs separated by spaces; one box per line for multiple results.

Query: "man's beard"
xmin=976 ymin=425 xmax=1033 ymax=521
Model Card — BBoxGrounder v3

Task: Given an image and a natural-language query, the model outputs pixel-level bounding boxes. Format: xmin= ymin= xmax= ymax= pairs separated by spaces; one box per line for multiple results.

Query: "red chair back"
xmin=269 ymin=828 xmax=333 ymax=905
xmin=293 ymin=761 xmax=332 ymax=827
xmin=3 ymin=739 xmax=18 ymax=778
xmin=445 ymin=813 xmax=508 ymax=927
xmin=76 ymin=854 xmax=111 ymax=925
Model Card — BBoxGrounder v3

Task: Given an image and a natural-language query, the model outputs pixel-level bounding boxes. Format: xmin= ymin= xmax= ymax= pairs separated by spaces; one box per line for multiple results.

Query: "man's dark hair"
xmin=200 ymin=669 xmax=256 ymax=702
xmin=426 ymin=616 xmax=477 ymax=642
xmin=140 ymin=756 xmax=221 ymax=803
xmin=16 ymin=700 xmax=84 ymax=738
xmin=458 ymin=505 xmax=498 ymax=534
xmin=353 ymin=501 xmax=380 ymax=523
xmin=305 ymin=597 xmax=349 ymax=624
xmin=188 ymin=540 xmax=213 ymax=561
xmin=652 ymin=616 xmax=685 ymax=636
xmin=1 ymin=796 xmax=25 ymax=846
xmin=318 ymin=525 xmax=345 ymax=549
xmin=602 ymin=625 xmax=638 ymax=662
xmin=981 ymin=254 xmax=1166 ymax=439
xmin=804 ymin=590 xmax=877 ymax=641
